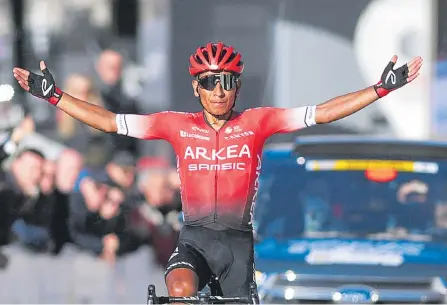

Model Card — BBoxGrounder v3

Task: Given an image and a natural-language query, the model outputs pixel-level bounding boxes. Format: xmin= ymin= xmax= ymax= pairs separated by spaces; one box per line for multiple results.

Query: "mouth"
xmin=210 ymin=101 xmax=226 ymax=107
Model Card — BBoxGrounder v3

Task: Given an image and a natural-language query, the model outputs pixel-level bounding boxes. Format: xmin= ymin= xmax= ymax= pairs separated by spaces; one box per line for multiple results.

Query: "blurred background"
xmin=0 ymin=0 xmax=444 ymax=303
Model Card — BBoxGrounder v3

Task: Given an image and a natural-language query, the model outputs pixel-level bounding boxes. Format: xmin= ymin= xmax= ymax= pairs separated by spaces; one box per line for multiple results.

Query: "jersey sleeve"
xmin=259 ymin=106 xmax=317 ymax=136
xmin=115 ymin=111 xmax=182 ymax=141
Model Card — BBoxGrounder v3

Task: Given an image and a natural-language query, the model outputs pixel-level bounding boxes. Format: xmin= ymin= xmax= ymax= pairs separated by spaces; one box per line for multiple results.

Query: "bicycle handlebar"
xmin=157 ymin=296 xmax=253 ymax=304
xmin=147 ymin=283 xmax=260 ymax=304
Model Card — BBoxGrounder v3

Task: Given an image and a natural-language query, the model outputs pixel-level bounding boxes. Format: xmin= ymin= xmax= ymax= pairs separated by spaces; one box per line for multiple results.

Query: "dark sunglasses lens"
xmin=199 ymin=75 xmax=218 ymax=90
xmin=198 ymin=74 xmax=237 ymax=91
xmin=221 ymin=74 xmax=237 ymax=90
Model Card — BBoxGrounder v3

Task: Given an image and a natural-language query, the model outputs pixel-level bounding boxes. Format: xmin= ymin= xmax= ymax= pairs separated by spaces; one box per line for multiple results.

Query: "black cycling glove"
xmin=373 ymin=60 xmax=409 ymax=98
xmin=28 ymin=67 xmax=63 ymax=105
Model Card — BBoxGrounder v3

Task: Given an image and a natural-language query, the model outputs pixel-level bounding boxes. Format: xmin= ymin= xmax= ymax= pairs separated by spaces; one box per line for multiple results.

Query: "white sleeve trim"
xmin=115 ymin=114 xmax=128 ymax=135
xmin=304 ymin=105 xmax=317 ymax=127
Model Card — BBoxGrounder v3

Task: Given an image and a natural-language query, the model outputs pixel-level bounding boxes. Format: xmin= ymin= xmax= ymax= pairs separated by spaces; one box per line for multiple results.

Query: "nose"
xmin=213 ymin=81 xmax=225 ymax=97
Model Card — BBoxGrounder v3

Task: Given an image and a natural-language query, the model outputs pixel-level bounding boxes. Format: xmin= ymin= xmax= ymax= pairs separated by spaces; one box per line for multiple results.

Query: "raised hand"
xmin=10 ymin=115 xmax=35 ymax=144
xmin=13 ymin=61 xmax=62 ymax=105
xmin=374 ymin=55 xmax=423 ymax=98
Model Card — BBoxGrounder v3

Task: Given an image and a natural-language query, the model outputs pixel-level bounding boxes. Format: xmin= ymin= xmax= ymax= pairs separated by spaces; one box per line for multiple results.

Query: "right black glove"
xmin=27 ymin=65 xmax=63 ymax=105
xmin=373 ymin=58 xmax=409 ymax=98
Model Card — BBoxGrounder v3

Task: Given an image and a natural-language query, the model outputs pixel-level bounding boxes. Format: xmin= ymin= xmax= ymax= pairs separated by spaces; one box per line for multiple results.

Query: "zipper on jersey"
xmin=201 ymin=111 xmax=232 ymax=225
xmin=214 ymin=130 xmax=219 ymax=223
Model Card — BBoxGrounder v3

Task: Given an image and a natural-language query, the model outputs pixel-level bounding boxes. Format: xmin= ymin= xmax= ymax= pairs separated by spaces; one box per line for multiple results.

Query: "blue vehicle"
xmin=253 ymin=135 xmax=447 ymax=304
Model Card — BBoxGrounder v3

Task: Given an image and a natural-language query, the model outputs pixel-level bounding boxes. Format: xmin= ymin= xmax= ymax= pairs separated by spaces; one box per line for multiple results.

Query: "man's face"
xmin=192 ymin=71 xmax=239 ymax=116
xmin=56 ymin=150 xmax=83 ymax=193
xmin=40 ymin=160 xmax=56 ymax=193
xmin=16 ymin=152 xmax=44 ymax=186
xmin=70 ymin=77 xmax=91 ymax=101
xmin=140 ymin=171 xmax=174 ymax=207
xmin=97 ymin=51 xmax=123 ymax=86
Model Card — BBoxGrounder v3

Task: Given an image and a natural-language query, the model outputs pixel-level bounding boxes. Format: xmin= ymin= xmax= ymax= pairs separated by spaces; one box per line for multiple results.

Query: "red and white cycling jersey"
xmin=116 ymin=106 xmax=316 ymax=231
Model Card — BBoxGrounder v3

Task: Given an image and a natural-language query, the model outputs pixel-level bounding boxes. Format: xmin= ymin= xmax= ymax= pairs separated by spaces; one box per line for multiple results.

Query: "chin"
xmin=207 ymin=105 xmax=232 ymax=116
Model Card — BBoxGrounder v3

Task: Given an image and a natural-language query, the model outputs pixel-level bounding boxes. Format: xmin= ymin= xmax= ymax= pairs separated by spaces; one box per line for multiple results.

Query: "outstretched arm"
xmin=13 ymin=61 xmax=116 ymax=133
xmin=56 ymin=94 xmax=116 ymax=133
xmin=314 ymin=55 xmax=423 ymax=124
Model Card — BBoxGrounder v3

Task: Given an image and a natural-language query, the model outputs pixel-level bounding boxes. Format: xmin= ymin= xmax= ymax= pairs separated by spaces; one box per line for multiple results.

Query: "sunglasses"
xmin=197 ymin=73 xmax=238 ymax=91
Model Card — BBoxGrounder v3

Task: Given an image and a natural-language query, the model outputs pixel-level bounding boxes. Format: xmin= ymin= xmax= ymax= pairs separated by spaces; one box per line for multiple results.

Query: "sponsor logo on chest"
xmin=183 ymin=144 xmax=251 ymax=171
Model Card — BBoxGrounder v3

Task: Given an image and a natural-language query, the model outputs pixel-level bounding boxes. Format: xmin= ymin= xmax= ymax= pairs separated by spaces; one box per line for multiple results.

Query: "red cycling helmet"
xmin=189 ymin=42 xmax=244 ymax=76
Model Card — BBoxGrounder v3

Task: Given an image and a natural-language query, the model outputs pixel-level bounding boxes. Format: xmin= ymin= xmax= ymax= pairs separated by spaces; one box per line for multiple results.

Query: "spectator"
xmin=49 ymin=148 xmax=84 ymax=254
xmin=56 ymin=74 xmax=110 ymax=163
xmin=95 ymin=49 xmax=139 ymax=155
xmin=40 ymin=160 xmax=56 ymax=195
xmin=104 ymin=151 xmax=137 ymax=192
xmin=80 ymin=150 xmax=140 ymax=206
xmin=0 ymin=116 xmax=36 ymax=267
xmin=4 ymin=149 xmax=51 ymax=252
xmin=69 ymin=174 xmax=143 ymax=264
xmin=95 ymin=50 xmax=123 ymax=91
xmin=55 ymin=148 xmax=84 ymax=194
xmin=69 ymin=176 xmax=107 ymax=253
xmin=395 ymin=180 xmax=434 ymax=233
xmin=8 ymin=149 xmax=44 ymax=199
xmin=135 ymin=168 xmax=182 ymax=266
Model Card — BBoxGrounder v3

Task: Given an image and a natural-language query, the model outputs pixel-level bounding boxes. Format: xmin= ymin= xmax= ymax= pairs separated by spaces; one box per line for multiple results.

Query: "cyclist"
xmin=13 ymin=42 xmax=422 ymax=298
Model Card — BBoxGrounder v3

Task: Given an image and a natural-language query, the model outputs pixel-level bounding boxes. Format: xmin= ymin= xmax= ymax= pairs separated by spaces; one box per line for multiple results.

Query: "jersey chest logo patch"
xmin=183 ymin=144 xmax=252 ymax=172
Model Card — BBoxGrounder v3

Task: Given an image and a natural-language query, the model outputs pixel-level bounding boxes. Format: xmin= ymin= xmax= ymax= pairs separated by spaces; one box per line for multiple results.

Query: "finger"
xmin=407 ymin=61 xmax=420 ymax=74
xmin=407 ymin=57 xmax=423 ymax=71
xmin=13 ymin=68 xmax=30 ymax=79
xmin=411 ymin=62 xmax=422 ymax=74
xmin=17 ymin=81 xmax=30 ymax=92
xmin=407 ymin=58 xmax=422 ymax=67
xmin=406 ymin=56 xmax=421 ymax=67
xmin=40 ymin=61 xmax=46 ymax=72
xmin=408 ymin=62 xmax=422 ymax=77
xmin=384 ymin=55 xmax=398 ymax=71
xmin=14 ymin=72 xmax=29 ymax=83
xmin=14 ymin=73 xmax=30 ymax=88
xmin=390 ymin=55 xmax=398 ymax=64
xmin=407 ymin=72 xmax=420 ymax=83
xmin=13 ymin=67 xmax=30 ymax=76
xmin=14 ymin=74 xmax=28 ymax=86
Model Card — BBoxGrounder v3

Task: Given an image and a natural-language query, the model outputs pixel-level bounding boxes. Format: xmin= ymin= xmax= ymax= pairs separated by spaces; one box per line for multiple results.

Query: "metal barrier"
xmin=0 ymin=244 xmax=167 ymax=303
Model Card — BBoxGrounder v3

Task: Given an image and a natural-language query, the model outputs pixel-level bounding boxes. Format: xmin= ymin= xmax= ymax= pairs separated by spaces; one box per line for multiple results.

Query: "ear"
xmin=236 ymin=78 xmax=242 ymax=96
xmin=192 ymin=79 xmax=200 ymax=97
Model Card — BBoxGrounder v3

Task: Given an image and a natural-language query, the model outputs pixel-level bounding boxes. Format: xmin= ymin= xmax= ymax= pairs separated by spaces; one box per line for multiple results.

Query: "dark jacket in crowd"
xmin=68 ymin=191 xmax=142 ymax=256
xmin=49 ymin=189 xmax=72 ymax=254
xmin=0 ymin=173 xmax=55 ymax=250
xmin=0 ymin=138 xmax=62 ymax=253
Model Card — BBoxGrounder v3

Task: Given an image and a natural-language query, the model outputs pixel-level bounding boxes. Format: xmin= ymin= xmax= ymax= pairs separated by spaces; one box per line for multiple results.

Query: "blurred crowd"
xmin=0 ymin=49 xmax=182 ymax=271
